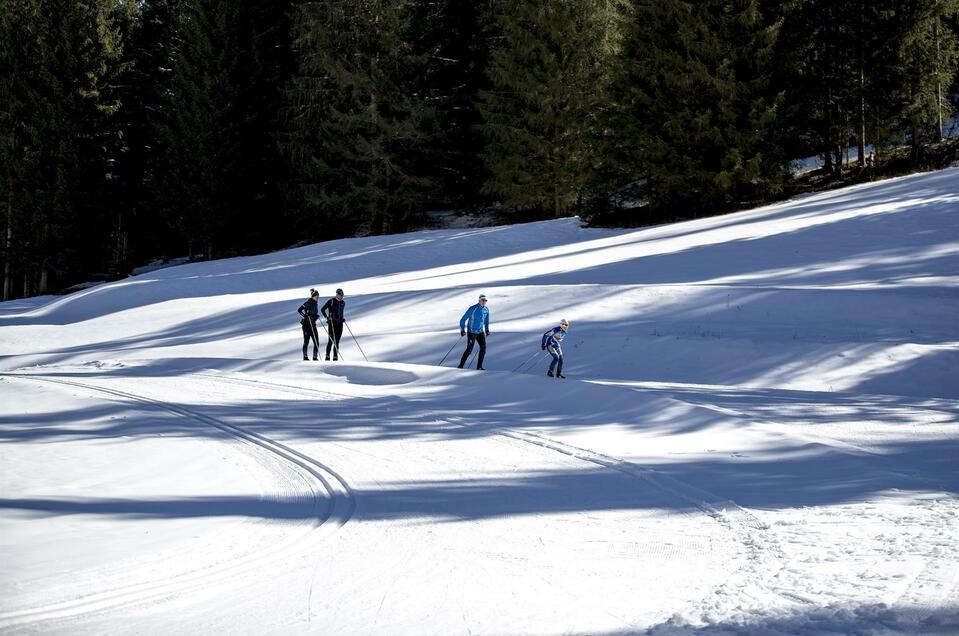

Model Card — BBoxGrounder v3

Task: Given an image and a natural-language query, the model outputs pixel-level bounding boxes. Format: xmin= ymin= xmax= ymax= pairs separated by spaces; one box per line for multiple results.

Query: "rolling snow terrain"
xmin=1 ymin=168 xmax=958 ymax=635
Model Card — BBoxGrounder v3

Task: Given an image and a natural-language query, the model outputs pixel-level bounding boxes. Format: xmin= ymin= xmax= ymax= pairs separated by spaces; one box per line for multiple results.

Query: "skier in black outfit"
xmin=321 ymin=288 xmax=346 ymax=361
xmin=298 ymin=289 xmax=321 ymax=360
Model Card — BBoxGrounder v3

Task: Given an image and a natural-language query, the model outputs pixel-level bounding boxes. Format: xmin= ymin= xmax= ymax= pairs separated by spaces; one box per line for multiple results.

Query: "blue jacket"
xmin=542 ymin=326 xmax=566 ymax=351
xmin=460 ymin=304 xmax=489 ymax=334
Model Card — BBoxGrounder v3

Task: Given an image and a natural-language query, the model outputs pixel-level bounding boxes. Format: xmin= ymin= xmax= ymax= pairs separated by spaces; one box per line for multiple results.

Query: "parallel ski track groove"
xmin=0 ymin=373 xmax=356 ymax=629
xmin=188 ymin=371 xmax=793 ymax=624
xmin=190 ymin=370 xmax=766 ymax=526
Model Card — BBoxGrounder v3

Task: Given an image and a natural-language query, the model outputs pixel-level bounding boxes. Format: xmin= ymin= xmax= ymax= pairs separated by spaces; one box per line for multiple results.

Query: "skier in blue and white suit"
xmin=458 ymin=294 xmax=490 ymax=369
xmin=541 ymin=319 xmax=569 ymax=378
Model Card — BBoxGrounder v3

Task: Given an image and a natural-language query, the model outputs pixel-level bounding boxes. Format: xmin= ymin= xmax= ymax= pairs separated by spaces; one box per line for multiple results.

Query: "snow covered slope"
xmin=1 ymin=168 xmax=957 ymax=635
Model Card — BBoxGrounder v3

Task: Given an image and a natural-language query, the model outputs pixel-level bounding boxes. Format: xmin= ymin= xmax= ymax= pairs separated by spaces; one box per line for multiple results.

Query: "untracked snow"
xmin=1 ymin=168 xmax=958 ymax=635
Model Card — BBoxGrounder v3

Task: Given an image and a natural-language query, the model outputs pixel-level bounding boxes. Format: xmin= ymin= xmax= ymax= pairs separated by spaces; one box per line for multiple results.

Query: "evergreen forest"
xmin=2 ymin=0 xmax=958 ymax=298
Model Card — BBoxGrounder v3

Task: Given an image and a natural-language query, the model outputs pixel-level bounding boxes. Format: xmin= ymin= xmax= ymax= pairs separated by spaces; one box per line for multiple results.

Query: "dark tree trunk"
xmin=3 ymin=187 xmax=11 ymax=301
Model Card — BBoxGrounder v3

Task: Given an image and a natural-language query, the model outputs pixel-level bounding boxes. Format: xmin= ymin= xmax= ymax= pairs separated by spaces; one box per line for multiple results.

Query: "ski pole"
xmin=320 ymin=317 xmax=345 ymax=362
xmin=438 ymin=334 xmax=463 ymax=366
xmin=511 ymin=349 xmax=544 ymax=373
xmin=309 ymin=319 xmax=321 ymax=359
xmin=516 ymin=352 xmax=548 ymax=374
xmin=511 ymin=349 xmax=539 ymax=372
xmin=344 ymin=320 xmax=368 ymax=362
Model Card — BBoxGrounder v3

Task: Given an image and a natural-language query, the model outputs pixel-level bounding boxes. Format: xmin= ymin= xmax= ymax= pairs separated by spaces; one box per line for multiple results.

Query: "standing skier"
xmin=541 ymin=319 xmax=569 ymax=378
xmin=458 ymin=294 xmax=490 ymax=370
xmin=321 ymin=288 xmax=346 ymax=361
xmin=298 ymin=289 xmax=321 ymax=361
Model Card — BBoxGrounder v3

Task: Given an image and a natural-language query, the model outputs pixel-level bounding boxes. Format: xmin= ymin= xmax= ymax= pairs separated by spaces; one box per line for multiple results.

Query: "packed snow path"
xmin=1 ymin=168 xmax=958 ymax=634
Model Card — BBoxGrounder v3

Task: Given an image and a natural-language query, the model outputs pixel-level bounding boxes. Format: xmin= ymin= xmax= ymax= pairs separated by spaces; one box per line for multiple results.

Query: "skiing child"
xmin=298 ymin=288 xmax=321 ymax=360
xmin=321 ymin=288 xmax=346 ymax=361
xmin=541 ymin=319 xmax=569 ymax=378
xmin=458 ymin=294 xmax=490 ymax=370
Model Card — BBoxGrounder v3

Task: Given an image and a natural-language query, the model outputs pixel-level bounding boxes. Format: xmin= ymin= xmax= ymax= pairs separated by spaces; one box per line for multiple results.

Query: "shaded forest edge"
xmin=2 ymin=0 xmax=958 ymax=298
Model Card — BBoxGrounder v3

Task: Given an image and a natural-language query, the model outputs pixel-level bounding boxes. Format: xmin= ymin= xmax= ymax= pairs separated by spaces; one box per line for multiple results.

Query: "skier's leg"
xmin=310 ymin=322 xmax=320 ymax=359
xmin=302 ymin=322 xmax=311 ymax=359
xmin=333 ymin=322 xmax=343 ymax=360
xmin=547 ymin=349 xmax=558 ymax=375
xmin=458 ymin=333 xmax=475 ymax=368
xmin=556 ymin=354 xmax=564 ymax=376
xmin=325 ymin=323 xmax=334 ymax=359
xmin=476 ymin=333 xmax=487 ymax=369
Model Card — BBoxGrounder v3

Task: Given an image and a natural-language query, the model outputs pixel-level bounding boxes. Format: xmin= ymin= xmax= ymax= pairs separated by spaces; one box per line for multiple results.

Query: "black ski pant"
xmin=326 ymin=320 xmax=344 ymax=360
xmin=302 ymin=320 xmax=319 ymax=358
xmin=458 ymin=332 xmax=486 ymax=369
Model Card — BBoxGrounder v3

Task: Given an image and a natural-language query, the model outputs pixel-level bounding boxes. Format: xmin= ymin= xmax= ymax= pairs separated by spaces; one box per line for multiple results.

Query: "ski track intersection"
xmin=1 ymin=365 xmax=738 ymax=634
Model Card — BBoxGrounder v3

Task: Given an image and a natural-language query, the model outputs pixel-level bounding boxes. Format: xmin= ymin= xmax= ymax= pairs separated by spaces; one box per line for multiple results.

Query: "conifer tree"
xmin=614 ymin=0 xmax=785 ymax=215
xmin=287 ymin=0 xmax=438 ymax=237
xmin=410 ymin=0 xmax=491 ymax=208
xmin=0 ymin=0 xmax=123 ymax=296
xmin=0 ymin=0 xmax=36 ymax=299
xmin=770 ymin=0 xmax=959 ymax=172
xmin=105 ymin=0 xmax=182 ymax=274
xmin=479 ymin=0 xmax=625 ymax=217
xmin=153 ymin=0 xmax=294 ymax=260
xmin=898 ymin=0 xmax=959 ymax=157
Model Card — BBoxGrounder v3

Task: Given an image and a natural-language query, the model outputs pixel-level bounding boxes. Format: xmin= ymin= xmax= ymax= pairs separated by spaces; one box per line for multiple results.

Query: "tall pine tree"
xmin=152 ymin=0 xmax=294 ymax=260
xmin=0 ymin=0 xmax=123 ymax=296
xmin=898 ymin=0 xmax=959 ymax=158
xmin=286 ymin=0 xmax=439 ymax=237
xmin=614 ymin=0 xmax=785 ymax=216
xmin=479 ymin=0 xmax=624 ymax=217
xmin=409 ymin=0 xmax=491 ymax=209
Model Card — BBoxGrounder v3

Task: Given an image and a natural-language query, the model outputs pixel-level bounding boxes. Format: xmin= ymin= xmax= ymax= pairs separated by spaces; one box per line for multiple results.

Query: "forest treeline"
xmin=1 ymin=0 xmax=957 ymax=298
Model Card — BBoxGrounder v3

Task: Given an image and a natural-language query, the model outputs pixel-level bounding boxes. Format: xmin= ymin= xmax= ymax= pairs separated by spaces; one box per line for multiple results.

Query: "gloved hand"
xmin=541 ymin=344 xmax=546 ymax=351
xmin=485 ymin=330 xmax=490 ymax=336
xmin=460 ymin=329 xmax=466 ymax=337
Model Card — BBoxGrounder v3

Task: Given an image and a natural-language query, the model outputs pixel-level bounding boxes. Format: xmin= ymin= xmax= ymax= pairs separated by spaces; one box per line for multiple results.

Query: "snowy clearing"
xmin=1 ymin=168 xmax=958 ymax=635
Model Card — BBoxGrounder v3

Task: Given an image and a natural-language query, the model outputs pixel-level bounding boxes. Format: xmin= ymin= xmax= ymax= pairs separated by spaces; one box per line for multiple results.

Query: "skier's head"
xmin=336 ymin=288 xmax=344 ymax=299
xmin=560 ymin=319 xmax=569 ymax=331
xmin=478 ymin=294 xmax=487 ymax=304
xmin=310 ymin=288 xmax=319 ymax=299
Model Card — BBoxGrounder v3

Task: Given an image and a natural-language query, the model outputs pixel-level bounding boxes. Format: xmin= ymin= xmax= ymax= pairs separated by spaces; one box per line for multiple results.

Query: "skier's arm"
xmin=298 ymin=302 xmax=308 ymax=318
xmin=320 ymin=298 xmax=332 ymax=319
xmin=484 ymin=310 xmax=489 ymax=335
xmin=459 ymin=306 xmax=473 ymax=331
xmin=543 ymin=327 xmax=560 ymax=350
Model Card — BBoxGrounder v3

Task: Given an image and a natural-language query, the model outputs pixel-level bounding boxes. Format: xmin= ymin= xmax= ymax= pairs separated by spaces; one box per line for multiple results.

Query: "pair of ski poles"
xmin=437 ymin=333 xmax=483 ymax=369
xmin=512 ymin=349 xmax=549 ymax=373
xmin=436 ymin=333 xmax=549 ymax=372
xmin=437 ymin=334 xmax=481 ymax=368
xmin=319 ymin=317 xmax=369 ymax=362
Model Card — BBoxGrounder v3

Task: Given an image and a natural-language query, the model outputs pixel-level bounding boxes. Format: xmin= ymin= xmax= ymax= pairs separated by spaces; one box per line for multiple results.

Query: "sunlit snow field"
xmin=1 ymin=168 xmax=957 ymax=635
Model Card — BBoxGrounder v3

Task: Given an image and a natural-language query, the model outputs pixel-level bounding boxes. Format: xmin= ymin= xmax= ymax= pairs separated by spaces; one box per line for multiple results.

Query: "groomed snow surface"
xmin=1 ymin=168 xmax=958 ymax=635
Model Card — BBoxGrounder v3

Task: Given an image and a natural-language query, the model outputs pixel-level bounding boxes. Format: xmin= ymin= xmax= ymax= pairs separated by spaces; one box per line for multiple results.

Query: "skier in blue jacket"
xmin=541 ymin=319 xmax=569 ymax=378
xmin=458 ymin=294 xmax=490 ymax=369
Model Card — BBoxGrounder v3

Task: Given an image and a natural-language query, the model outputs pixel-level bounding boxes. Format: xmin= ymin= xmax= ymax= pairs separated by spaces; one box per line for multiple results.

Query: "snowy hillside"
xmin=1 ymin=168 xmax=957 ymax=635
